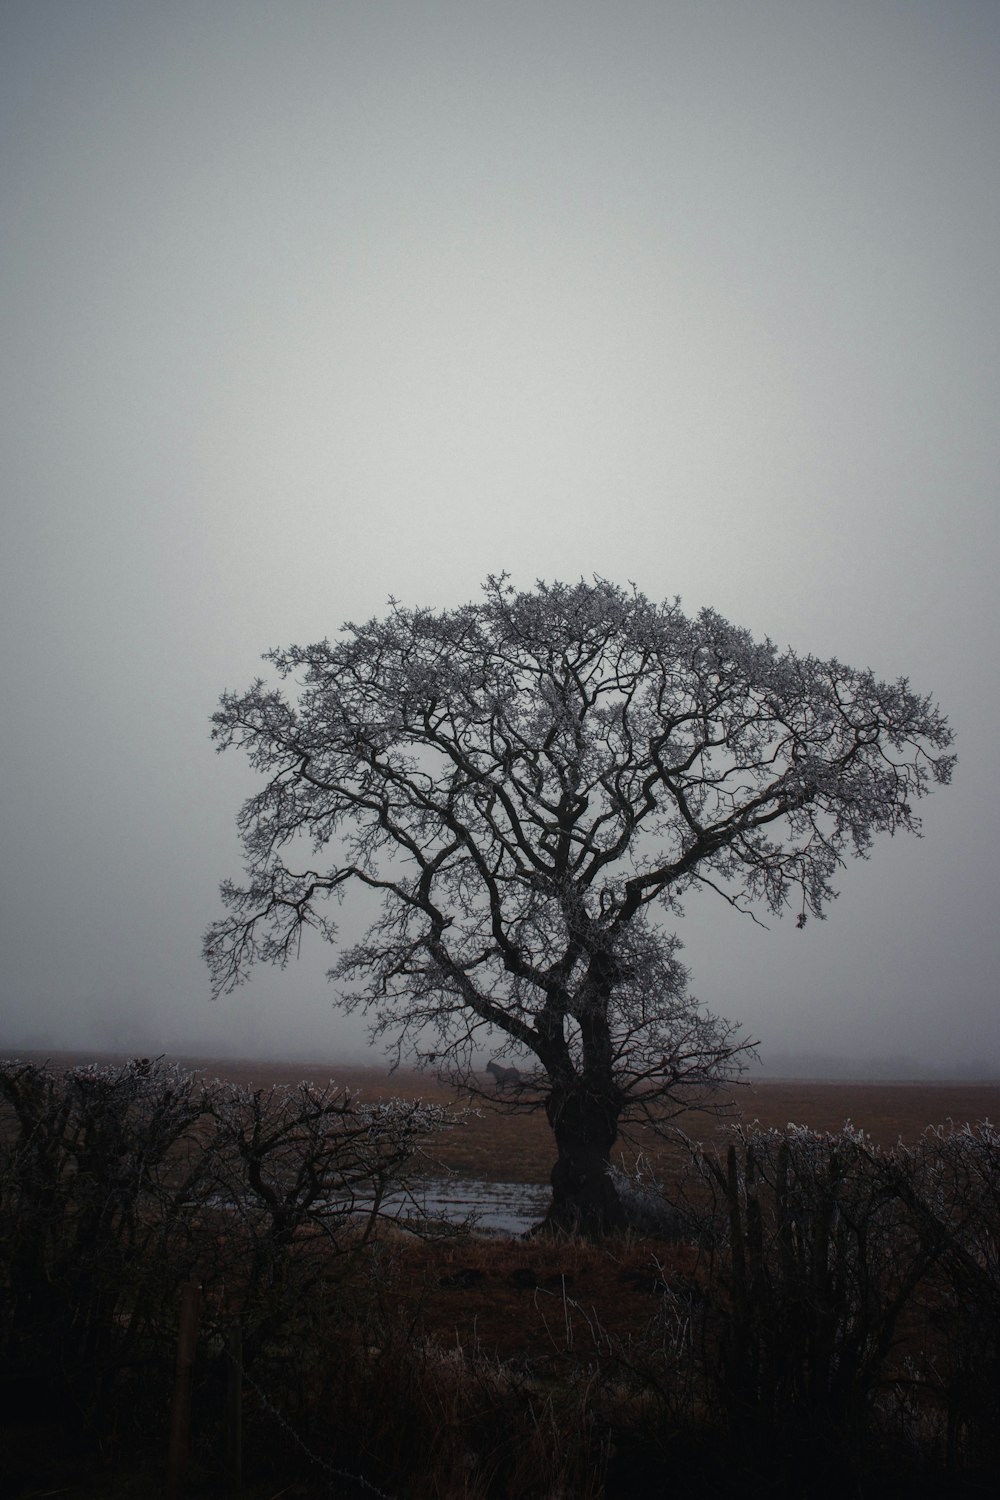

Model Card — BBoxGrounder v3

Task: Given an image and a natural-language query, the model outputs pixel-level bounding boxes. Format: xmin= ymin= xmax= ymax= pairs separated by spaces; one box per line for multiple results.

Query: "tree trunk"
xmin=541 ymin=1083 xmax=626 ymax=1236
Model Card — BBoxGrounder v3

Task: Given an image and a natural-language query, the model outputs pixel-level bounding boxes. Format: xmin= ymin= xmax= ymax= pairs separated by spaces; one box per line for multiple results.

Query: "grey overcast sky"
xmin=1 ymin=0 xmax=997 ymax=1074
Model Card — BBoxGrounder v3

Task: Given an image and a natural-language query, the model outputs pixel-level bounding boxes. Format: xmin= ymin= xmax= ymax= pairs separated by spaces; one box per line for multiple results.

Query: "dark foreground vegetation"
xmin=2 ymin=1058 xmax=999 ymax=1498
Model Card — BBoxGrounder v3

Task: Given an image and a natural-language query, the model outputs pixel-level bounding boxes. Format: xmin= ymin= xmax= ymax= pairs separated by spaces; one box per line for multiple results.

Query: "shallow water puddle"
xmin=389 ymin=1177 xmax=551 ymax=1235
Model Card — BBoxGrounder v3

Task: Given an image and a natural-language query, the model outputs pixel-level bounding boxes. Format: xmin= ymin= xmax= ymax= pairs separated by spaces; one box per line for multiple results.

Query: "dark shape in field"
xmin=486 ymin=1060 xmax=522 ymax=1091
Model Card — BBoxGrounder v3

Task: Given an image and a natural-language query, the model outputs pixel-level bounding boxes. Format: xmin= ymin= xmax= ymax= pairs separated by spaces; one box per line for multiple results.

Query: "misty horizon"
xmin=2 ymin=1034 xmax=997 ymax=1088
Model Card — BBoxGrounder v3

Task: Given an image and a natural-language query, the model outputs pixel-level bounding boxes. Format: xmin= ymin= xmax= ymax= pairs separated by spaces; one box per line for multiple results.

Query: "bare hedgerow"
xmin=201 ymin=1078 xmax=451 ymax=1340
xmin=683 ymin=1123 xmax=940 ymax=1469
xmin=0 ymin=1057 xmax=214 ymax=1400
xmin=0 ymin=1057 xmax=452 ymax=1450
xmin=880 ymin=1120 xmax=1000 ymax=1469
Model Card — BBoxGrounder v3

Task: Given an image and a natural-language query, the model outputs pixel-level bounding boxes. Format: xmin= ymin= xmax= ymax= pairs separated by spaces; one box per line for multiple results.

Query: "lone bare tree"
xmin=205 ymin=577 xmax=953 ymax=1233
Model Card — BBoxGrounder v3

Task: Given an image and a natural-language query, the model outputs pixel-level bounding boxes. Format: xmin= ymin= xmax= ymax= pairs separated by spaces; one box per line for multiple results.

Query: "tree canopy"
xmin=205 ymin=576 xmax=954 ymax=1231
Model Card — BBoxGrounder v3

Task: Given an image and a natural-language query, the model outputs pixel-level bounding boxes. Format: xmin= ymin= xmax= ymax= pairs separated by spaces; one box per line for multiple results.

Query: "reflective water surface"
xmin=391 ymin=1177 xmax=551 ymax=1235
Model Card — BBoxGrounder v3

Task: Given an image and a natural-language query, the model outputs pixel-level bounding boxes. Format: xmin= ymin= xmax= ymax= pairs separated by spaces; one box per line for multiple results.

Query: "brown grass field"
xmin=11 ymin=1049 xmax=1000 ymax=1185
xmin=213 ymin=1057 xmax=1000 ymax=1195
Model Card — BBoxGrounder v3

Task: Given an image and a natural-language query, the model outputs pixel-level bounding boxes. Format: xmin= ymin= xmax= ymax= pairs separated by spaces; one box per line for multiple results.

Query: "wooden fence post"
xmin=226 ymin=1318 xmax=243 ymax=1490
xmin=167 ymin=1281 xmax=201 ymax=1498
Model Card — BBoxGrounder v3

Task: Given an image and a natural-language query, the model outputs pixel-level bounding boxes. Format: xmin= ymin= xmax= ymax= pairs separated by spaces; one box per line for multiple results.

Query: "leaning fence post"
xmin=226 ymin=1317 xmax=243 ymax=1490
xmin=167 ymin=1281 xmax=201 ymax=1498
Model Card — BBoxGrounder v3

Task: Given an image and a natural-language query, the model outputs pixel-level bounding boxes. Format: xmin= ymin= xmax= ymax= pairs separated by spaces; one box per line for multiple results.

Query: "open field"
xmin=10 ymin=1049 xmax=997 ymax=1183
xmin=228 ymin=1059 xmax=1000 ymax=1189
